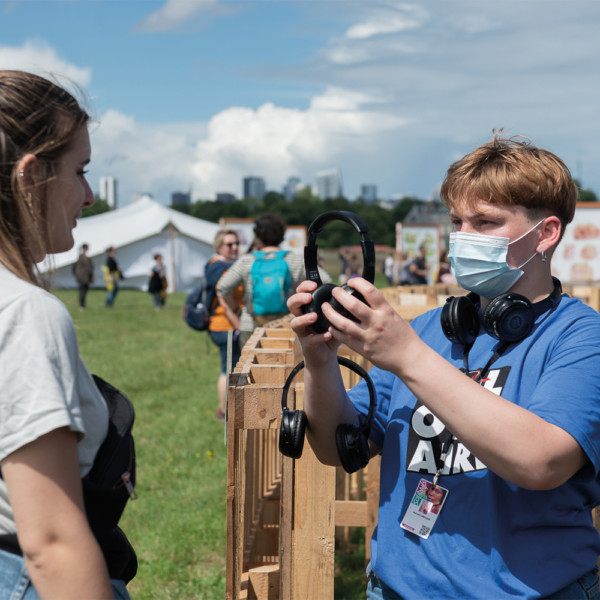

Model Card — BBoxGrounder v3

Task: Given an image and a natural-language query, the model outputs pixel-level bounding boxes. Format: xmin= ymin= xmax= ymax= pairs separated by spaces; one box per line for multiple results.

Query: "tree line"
xmin=175 ymin=189 xmax=424 ymax=248
xmin=84 ymin=180 xmax=598 ymax=249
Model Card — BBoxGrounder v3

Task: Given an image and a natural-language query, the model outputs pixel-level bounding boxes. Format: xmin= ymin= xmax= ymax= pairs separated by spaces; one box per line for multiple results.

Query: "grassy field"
xmin=57 ymin=282 xmax=377 ymax=599
xmin=58 ymin=288 xmax=228 ymax=599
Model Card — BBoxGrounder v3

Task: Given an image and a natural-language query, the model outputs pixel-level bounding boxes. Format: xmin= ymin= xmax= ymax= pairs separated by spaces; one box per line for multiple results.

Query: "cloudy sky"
xmin=1 ymin=0 xmax=599 ymax=206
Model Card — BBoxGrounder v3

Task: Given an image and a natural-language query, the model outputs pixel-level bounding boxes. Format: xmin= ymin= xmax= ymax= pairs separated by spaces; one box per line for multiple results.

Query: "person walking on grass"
xmin=73 ymin=242 xmax=94 ymax=310
xmin=104 ymin=245 xmax=122 ymax=308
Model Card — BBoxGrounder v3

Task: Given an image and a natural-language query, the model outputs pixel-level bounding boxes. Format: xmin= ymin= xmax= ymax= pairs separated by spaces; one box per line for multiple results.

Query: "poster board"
xmin=552 ymin=203 xmax=600 ymax=283
xmin=219 ymin=218 xmax=306 ymax=255
xmin=396 ymin=223 xmax=441 ymax=285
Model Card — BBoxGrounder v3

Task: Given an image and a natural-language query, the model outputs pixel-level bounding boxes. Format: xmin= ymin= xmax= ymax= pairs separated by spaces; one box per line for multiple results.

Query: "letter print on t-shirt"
xmin=406 ymin=365 xmax=511 ymax=477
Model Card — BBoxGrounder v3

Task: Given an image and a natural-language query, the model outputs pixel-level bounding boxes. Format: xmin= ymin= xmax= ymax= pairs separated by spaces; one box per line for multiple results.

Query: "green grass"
xmin=56 ymin=283 xmax=383 ymax=599
xmin=56 ymin=288 xmax=227 ymax=600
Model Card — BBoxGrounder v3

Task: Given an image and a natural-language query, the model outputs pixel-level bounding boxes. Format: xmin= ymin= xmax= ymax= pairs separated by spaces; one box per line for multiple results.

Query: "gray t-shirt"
xmin=0 ymin=265 xmax=108 ymax=534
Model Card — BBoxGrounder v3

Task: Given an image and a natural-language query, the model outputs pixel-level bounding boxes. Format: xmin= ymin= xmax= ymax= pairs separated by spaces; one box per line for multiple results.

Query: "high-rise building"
xmin=216 ymin=192 xmax=237 ymax=203
xmin=283 ymin=176 xmax=302 ymax=202
xmin=99 ymin=176 xmax=117 ymax=208
xmin=360 ymin=184 xmax=378 ymax=204
xmin=243 ymin=176 xmax=266 ymax=202
xmin=171 ymin=190 xmax=191 ymax=206
xmin=316 ymin=169 xmax=343 ymax=200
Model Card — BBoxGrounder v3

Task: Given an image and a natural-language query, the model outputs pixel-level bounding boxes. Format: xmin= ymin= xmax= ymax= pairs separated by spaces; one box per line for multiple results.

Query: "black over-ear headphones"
xmin=441 ymin=277 xmax=562 ymax=346
xmin=302 ymin=210 xmax=375 ymax=333
xmin=279 ymin=355 xmax=376 ymax=474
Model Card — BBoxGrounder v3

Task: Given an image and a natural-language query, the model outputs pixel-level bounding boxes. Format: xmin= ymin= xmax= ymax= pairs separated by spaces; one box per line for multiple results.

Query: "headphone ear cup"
xmin=279 ymin=409 xmax=308 ymax=459
xmin=303 ymin=283 xmax=337 ymax=333
xmin=335 ymin=424 xmax=370 ymax=474
xmin=482 ymin=293 xmax=534 ymax=343
xmin=328 ymin=284 xmax=365 ymax=323
xmin=440 ymin=295 xmax=479 ymax=345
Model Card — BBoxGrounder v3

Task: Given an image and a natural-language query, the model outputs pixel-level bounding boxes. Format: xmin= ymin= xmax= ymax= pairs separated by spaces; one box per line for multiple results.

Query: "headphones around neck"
xmin=302 ymin=210 xmax=376 ymax=333
xmin=441 ymin=277 xmax=562 ymax=346
xmin=279 ymin=355 xmax=376 ymax=474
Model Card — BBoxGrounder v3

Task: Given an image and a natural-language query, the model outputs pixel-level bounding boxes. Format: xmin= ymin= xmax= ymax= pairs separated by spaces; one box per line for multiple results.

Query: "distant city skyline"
xmin=98 ymin=169 xmax=391 ymax=206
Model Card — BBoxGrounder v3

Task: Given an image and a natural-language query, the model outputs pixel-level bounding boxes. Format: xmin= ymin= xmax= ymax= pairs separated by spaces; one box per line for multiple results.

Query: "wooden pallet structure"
xmin=225 ymin=317 xmax=381 ymax=600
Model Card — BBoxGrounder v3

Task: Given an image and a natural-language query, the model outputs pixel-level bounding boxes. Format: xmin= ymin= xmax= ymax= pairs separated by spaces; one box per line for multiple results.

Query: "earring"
xmin=541 ymin=251 xmax=547 ymax=263
xmin=18 ymin=170 xmax=25 ymax=177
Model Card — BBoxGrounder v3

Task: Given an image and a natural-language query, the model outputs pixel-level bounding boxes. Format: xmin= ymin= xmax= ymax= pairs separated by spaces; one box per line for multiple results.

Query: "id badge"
xmin=400 ymin=478 xmax=449 ymax=540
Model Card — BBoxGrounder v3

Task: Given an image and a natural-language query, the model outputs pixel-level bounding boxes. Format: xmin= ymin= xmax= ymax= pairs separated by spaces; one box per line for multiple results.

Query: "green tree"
xmin=573 ymin=179 xmax=598 ymax=202
xmin=170 ymin=202 xmax=191 ymax=215
xmin=390 ymin=197 xmax=422 ymax=223
xmin=181 ymin=191 xmax=433 ymax=249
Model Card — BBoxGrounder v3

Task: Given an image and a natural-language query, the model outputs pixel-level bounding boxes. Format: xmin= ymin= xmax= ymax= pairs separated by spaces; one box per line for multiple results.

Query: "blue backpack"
xmin=250 ymin=250 xmax=291 ymax=316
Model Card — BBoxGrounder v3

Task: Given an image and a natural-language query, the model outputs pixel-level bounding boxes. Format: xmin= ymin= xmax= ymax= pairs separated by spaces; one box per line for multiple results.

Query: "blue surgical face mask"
xmin=448 ymin=219 xmax=545 ymax=298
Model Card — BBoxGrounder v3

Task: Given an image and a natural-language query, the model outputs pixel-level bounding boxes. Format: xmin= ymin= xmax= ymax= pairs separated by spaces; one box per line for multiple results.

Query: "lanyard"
xmin=431 ymin=340 xmax=510 ymax=487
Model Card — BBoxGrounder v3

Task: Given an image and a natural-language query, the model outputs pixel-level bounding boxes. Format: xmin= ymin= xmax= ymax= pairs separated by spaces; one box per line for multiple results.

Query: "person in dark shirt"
xmin=73 ymin=243 xmax=94 ymax=310
xmin=409 ymin=244 xmax=429 ymax=284
xmin=104 ymin=246 xmax=122 ymax=307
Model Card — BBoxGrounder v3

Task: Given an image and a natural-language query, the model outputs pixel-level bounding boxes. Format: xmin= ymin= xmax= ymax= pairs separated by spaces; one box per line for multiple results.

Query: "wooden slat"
xmin=250 ymin=364 xmax=291 ymax=385
xmin=393 ymin=304 xmax=439 ymax=322
xmin=248 ymin=565 xmax=280 ymax=600
xmin=259 ymin=338 xmax=294 ymax=350
xmin=335 ymin=499 xmax=367 ymax=527
xmin=242 ymin=386 xmax=287 ymax=430
xmin=264 ymin=328 xmax=295 ymax=338
xmin=252 ymin=349 xmax=293 ymax=364
xmin=292 ymin=445 xmax=336 ymax=599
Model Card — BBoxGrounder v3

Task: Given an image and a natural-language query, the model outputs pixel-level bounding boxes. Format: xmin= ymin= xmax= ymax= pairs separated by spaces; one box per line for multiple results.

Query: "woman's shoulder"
xmin=0 ymin=268 xmax=71 ymax=326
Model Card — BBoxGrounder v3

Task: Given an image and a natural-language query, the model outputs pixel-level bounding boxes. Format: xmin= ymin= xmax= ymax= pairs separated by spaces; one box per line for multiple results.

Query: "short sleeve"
xmin=526 ymin=310 xmax=600 ymax=473
xmin=0 ymin=290 xmax=86 ymax=461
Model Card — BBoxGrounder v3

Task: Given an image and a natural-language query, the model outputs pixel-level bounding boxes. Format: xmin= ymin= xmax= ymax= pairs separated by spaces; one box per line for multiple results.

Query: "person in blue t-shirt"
xmin=287 ymin=132 xmax=600 ymax=599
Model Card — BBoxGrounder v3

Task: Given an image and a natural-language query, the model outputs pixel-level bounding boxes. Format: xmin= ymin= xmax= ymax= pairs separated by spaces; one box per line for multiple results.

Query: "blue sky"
xmin=1 ymin=0 xmax=599 ymax=206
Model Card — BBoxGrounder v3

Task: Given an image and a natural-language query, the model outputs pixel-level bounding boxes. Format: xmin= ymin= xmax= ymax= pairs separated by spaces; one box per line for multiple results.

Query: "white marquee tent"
xmin=43 ymin=195 xmax=221 ymax=292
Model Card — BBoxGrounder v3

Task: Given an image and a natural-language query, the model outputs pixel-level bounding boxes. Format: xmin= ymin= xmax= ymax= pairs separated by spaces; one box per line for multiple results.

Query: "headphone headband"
xmin=307 ymin=210 xmax=370 ymax=244
xmin=280 ymin=355 xmax=376 ymax=472
xmin=466 ymin=276 xmax=562 ymax=318
xmin=281 ymin=356 xmax=375 ymax=434
xmin=304 ymin=210 xmax=375 ymax=285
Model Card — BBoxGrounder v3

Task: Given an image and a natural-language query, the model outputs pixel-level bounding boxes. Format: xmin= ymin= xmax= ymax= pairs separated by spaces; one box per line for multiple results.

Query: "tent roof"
xmin=46 ymin=195 xmax=221 ymax=269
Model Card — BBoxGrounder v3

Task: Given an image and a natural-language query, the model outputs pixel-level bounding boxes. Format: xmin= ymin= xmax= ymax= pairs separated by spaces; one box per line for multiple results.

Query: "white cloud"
xmin=345 ymin=4 xmax=426 ymax=40
xmin=189 ymin=87 xmax=406 ymax=199
xmin=0 ymin=38 xmax=91 ymax=90
xmin=135 ymin=0 xmax=235 ymax=32
xmin=89 ymin=109 xmax=207 ymax=202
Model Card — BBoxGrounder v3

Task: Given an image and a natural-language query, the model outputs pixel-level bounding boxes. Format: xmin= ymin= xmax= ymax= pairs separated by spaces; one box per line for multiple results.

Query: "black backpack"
xmin=0 ymin=375 xmax=138 ymax=584
xmin=183 ymin=277 xmax=211 ymax=331
xmin=183 ymin=259 xmax=231 ymax=331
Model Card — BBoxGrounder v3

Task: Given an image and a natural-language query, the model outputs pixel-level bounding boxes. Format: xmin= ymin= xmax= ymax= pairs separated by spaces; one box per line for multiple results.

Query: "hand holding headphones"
xmin=279 ymin=355 xmax=376 ymax=474
xmin=302 ymin=210 xmax=376 ymax=333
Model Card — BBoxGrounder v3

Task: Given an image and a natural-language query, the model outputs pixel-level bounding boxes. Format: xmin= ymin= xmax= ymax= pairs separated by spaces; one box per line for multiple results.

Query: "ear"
xmin=16 ymin=154 xmax=40 ymax=192
xmin=537 ymin=215 xmax=562 ymax=255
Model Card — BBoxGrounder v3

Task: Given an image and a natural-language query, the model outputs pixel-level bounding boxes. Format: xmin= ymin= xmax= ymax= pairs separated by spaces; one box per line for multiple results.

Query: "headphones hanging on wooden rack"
xmin=279 ymin=355 xmax=376 ymax=474
xmin=302 ymin=210 xmax=376 ymax=333
xmin=441 ymin=277 xmax=562 ymax=345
